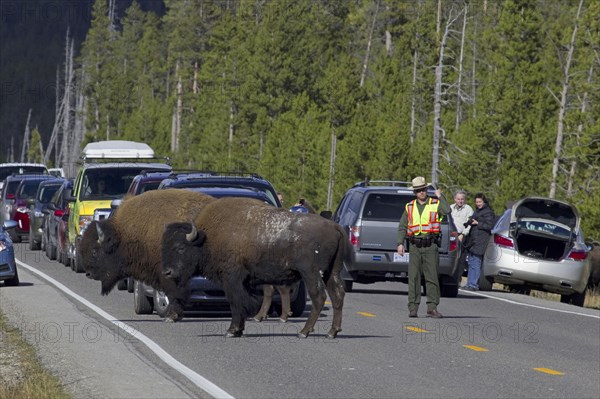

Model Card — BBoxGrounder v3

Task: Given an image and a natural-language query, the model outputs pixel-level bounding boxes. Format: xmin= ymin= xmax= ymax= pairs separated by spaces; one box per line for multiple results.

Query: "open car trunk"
xmin=511 ymin=197 xmax=579 ymax=262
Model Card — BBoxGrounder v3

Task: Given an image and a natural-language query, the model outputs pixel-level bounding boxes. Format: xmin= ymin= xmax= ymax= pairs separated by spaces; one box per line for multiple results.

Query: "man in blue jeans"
xmin=462 ymin=193 xmax=495 ymax=290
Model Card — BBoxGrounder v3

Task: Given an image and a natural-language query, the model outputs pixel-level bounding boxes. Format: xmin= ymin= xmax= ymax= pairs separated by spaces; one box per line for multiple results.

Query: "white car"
xmin=480 ymin=197 xmax=592 ymax=306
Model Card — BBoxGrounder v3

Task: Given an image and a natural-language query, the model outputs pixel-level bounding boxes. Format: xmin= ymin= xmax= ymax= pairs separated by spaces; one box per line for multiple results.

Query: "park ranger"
xmin=396 ymin=176 xmax=451 ymax=318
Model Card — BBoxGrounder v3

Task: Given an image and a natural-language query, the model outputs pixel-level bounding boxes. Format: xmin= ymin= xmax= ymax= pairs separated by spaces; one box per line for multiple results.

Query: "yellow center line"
xmin=463 ymin=345 xmax=489 ymax=352
xmin=325 ymin=301 xmax=331 ymax=305
xmin=357 ymin=312 xmax=376 ymax=317
xmin=405 ymin=326 xmax=428 ymax=333
xmin=534 ymin=368 xmax=565 ymax=376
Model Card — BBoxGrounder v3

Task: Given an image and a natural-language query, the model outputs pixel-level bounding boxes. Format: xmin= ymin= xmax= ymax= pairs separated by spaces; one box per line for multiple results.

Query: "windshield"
xmin=80 ymin=168 xmax=163 ymax=200
xmin=38 ymin=184 xmax=62 ymax=203
xmin=18 ymin=181 xmax=45 ymax=199
xmin=0 ymin=166 xmax=47 ymax=181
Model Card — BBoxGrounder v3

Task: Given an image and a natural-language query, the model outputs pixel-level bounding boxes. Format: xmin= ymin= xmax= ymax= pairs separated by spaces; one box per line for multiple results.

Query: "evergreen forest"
xmin=9 ymin=0 xmax=600 ymax=240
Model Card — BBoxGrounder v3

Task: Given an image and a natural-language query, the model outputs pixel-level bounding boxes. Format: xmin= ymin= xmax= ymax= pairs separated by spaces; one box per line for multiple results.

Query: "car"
xmin=29 ymin=178 xmax=65 ymax=250
xmin=0 ymin=163 xmax=48 ymax=195
xmin=332 ymin=180 xmax=461 ymax=296
xmin=133 ymin=171 xmax=305 ymax=318
xmin=0 ymin=220 xmax=19 ymax=286
xmin=126 ymin=170 xmax=173 ymax=196
xmin=11 ymin=175 xmax=58 ymax=242
xmin=65 ymin=141 xmax=172 ymax=272
xmin=480 ymin=197 xmax=592 ymax=306
xmin=48 ymin=167 xmax=65 ymax=178
xmin=43 ymin=179 xmax=74 ymax=266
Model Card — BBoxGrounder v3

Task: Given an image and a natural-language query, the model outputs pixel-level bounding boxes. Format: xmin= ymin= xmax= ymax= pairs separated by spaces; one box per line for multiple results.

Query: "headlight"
xmin=0 ymin=241 xmax=7 ymax=252
xmin=34 ymin=211 xmax=44 ymax=218
xmin=79 ymin=216 xmax=93 ymax=235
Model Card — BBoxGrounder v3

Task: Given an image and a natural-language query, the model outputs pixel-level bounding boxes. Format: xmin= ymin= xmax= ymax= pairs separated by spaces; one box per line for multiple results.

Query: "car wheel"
xmin=41 ymin=230 xmax=47 ymax=252
xmin=343 ymin=280 xmax=353 ymax=292
xmin=153 ymin=290 xmax=170 ymax=318
xmin=4 ymin=268 xmax=20 ymax=286
xmin=29 ymin=227 xmax=40 ymax=250
xmin=478 ymin=264 xmax=493 ymax=291
xmin=560 ymin=291 xmax=586 ymax=307
xmin=72 ymin=254 xmax=85 ymax=273
xmin=127 ymin=277 xmax=135 ymax=293
xmin=289 ymin=281 xmax=307 ymax=317
xmin=47 ymin=241 xmax=57 ymax=261
xmin=441 ymin=283 xmax=459 ymax=298
xmin=117 ymin=278 xmax=128 ymax=291
xmin=134 ymin=280 xmax=153 ymax=314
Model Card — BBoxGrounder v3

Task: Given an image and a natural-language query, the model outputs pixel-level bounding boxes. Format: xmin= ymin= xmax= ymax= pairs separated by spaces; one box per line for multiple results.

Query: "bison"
xmin=588 ymin=242 xmax=600 ymax=289
xmin=161 ymin=197 xmax=346 ymax=338
xmin=79 ymin=189 xmax=216 ymax=321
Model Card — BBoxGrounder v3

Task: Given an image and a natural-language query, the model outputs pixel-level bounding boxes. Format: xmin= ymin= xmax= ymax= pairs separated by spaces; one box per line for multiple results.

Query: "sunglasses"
xmin=414 ymin=188 xmax=427 ymax=193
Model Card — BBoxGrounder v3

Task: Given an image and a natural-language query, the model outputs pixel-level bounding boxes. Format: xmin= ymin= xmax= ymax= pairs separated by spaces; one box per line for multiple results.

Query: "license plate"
xmin=393 ymin=252 xmax=409 ymax=263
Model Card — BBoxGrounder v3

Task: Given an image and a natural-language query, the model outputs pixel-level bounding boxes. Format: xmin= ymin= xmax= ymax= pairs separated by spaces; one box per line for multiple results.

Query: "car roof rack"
xmin=353 ymin=180 xmax=413 ymax=188
xmin=166 ymin=170 xmax=265 ymax=180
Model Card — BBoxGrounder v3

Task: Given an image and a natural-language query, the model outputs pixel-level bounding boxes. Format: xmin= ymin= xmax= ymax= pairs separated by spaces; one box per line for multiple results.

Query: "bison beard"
xmin=161 ymin=198 xmax=346 ymax=338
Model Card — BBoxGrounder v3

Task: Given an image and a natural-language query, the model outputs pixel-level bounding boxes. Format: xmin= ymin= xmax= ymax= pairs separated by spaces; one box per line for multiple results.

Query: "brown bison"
xmin=161 ymin=197 xmax=347 ymax=338
xmin=79 ymin=189 xmax=215 ymax=321
xmin=588 ymin=242 xmax=600 ymax=288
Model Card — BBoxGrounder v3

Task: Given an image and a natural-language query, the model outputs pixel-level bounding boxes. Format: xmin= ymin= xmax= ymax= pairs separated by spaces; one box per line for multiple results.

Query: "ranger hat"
xmin=410 ymin=176 xmax=430 ymax=191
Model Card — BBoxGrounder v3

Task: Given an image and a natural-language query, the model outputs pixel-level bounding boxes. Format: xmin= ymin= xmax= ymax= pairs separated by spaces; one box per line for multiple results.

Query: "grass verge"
xmin=0 ymin=309 xmax=71 ymax=399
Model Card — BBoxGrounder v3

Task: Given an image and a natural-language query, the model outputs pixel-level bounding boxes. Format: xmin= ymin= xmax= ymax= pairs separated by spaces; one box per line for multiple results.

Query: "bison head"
xmin=161 ymin=222 xmax=206 ymax=284
xmin=79 ymin=219 xmax=125 ymax=295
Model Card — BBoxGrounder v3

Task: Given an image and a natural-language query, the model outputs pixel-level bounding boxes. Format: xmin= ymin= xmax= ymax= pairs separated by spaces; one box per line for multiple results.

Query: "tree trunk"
xmin=360 ymin=0 xmax=379 ymax=88
xmin=20 ymin=109 xmax=32 ymax=162
xmin=455 ymin=5 xmax=468 ymax=133
xmin=326 ymin=132 xmax=337 ymax=211
xmin=549 ymin=0 xmax=583 ymax=199
xmin=432 ymin=8 xmax=459 ymax=184
xmin=410 ymin=49 xmax=418 ymax=144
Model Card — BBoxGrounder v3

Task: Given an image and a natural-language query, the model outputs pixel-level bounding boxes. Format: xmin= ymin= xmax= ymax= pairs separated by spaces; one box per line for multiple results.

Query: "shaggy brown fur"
xmin=79 ymin=189 xmax=216 ymax=321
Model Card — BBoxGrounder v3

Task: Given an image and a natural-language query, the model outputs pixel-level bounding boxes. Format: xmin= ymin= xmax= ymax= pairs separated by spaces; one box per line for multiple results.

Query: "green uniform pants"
xmin=407 ymin=244 xmax=440 ymax=312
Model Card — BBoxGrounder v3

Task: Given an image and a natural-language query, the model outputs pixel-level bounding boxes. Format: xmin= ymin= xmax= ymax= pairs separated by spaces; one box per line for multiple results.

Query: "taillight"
xmin=349 ymin=226 xmax=360 ymax=246
xmin=494 ymin=234 xmax=514 ymax=248
xmin=567 ymin=250 xmax=587 ymax=261
xmin=6 ymin=193 xmax=14 ymax=199
xmin=449 ymin=231 xmax=457 ymax=252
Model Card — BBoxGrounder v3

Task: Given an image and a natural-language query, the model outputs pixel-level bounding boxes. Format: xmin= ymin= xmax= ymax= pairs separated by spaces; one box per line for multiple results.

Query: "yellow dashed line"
xmin=463 ymin=345 xmax=489 ymax=352
xmin=357 ymin=312 xmax=376 ymax=317
xmin=325 ymin=301 xmax=331 ymax=305
xmin=534 ymin=368 xmax=565 ymax=376
xmin=405 ymin=326 xmax=428 ymax=333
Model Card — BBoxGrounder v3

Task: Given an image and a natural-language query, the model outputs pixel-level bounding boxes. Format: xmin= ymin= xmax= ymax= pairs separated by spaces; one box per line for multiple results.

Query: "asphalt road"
xmin=1 ymin=242 xmax=599 ymax=399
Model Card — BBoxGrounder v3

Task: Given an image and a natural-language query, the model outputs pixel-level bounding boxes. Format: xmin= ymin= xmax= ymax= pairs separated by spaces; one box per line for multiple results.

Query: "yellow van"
xmin=66 ymin=141 xmax=171 ymax=272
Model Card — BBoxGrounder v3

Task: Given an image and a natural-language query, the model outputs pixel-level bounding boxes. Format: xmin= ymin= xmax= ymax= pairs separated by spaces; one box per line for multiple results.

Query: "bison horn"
xmin=186 ymin=224 xmax=198 ymax=242
xmin=96 ymin=223 xmax=105 ymax=244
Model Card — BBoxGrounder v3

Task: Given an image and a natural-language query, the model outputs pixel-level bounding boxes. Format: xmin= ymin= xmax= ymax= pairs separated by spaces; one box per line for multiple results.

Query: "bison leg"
xmin=223 ymin=279 xmax=253 ymax=338
xmin=324 ymin=271 xmax=345 ymax=338
xmin=276 ymin=285 xmax=291 ymax=322
xmin=299 ymin=275 xmax=327 ymax=338
xmin=253 ymin=284 xmax=275 ymax=322
xmin=160 ymin=277 xmax=188 ymax=322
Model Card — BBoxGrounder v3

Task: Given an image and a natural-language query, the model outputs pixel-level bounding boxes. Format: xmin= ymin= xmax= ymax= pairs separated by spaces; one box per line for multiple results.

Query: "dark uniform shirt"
xmin=397 ymin=194 xmax=451 ymax=245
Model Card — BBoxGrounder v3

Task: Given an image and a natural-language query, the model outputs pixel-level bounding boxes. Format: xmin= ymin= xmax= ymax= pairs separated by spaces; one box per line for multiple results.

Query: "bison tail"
xmin=322 ymin=224 xmax=347 ymax=285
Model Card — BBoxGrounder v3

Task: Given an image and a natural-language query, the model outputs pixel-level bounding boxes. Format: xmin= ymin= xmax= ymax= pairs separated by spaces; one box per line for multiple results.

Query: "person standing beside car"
xmin=461 ymin=193 xmax=495 ymax=291
xmin=396 ymin=176 xmax=451 ymax=318
xmin=451 ymin=190 xmax=474 ymax=242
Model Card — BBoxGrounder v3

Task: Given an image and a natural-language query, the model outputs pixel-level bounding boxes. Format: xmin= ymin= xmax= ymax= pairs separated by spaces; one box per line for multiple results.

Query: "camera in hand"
xmin=463 ymin=218 xmax=474 ymax=228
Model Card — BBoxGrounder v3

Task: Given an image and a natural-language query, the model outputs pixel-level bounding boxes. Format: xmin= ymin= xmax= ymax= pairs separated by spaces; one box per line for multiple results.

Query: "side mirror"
xmin=64 ymin=191 xmax=75 ymax=202
xmin=110 ymin=199 xmax=122 ymax=210
xmin=2 ymin=220 xmax=18 ymax=230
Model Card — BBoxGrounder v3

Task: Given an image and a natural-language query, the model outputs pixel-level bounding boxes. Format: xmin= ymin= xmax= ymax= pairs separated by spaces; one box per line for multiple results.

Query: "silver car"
xmin=480 ymin=197 xmax=592 ymax=306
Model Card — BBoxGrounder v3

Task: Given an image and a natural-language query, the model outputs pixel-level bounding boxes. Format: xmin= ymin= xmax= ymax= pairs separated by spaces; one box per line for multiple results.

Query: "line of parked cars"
xmin=2 ymin=157 xmax=597 ymax=310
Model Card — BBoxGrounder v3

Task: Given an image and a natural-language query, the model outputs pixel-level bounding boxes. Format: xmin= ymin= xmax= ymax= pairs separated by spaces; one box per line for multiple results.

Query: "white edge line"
xmin=459 ymin=287 xmax=600 ymax=319
xmin=16 ymin=259 xmax=235 ymax=399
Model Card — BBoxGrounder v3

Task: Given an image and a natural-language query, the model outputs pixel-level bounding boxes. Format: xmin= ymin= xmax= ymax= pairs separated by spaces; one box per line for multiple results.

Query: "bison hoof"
xmin=253 ymin=315 xmax=267 ymax=322
xmin=326 ymin=328 xmax=341 ymax=339
xmin=225 ymin=331 xmax=243 ymax=338
xmin=278 ymin=318 xmax=288 ymax=323
xmin=298 ymin=332 xmax=308 ymax=338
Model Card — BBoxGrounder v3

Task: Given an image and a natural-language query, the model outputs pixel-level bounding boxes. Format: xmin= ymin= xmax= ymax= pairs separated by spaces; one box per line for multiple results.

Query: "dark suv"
xmin=134 ymin=171 xmax=305 ymax=318
xmin=333 ymin=180 xmax=461 ymax=297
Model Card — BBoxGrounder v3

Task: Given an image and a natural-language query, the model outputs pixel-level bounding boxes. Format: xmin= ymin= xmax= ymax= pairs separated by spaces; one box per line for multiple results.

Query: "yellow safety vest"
xmin=406 ymin=198 xmax=442 ymax=236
